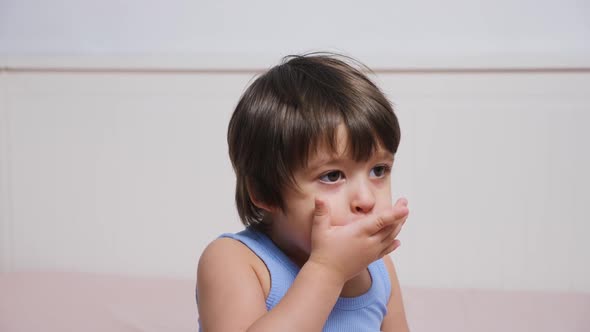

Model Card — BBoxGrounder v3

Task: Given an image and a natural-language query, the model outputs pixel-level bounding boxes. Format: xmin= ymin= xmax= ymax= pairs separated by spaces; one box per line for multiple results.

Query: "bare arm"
xmin=380 ymin=254 xmax=410 ymax=332
xmin=197 ymin=238 xmax=268 ymax=331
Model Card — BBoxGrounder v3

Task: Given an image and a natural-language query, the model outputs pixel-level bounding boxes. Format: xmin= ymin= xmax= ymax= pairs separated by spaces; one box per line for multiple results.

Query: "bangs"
xmin=284 ymin=104 xmax=398 ymax=172
xmin=271 ymin=58 xmax=400 ymax=173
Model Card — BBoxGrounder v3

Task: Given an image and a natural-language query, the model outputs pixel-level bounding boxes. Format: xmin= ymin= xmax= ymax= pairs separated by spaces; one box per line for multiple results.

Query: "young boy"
xmin=196 ymin=53 xmax=410 ymax=331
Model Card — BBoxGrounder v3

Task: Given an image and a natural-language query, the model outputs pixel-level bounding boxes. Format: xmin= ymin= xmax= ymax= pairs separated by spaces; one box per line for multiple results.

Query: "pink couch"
xmin=1 ymin=271 xmax=588 ymax=331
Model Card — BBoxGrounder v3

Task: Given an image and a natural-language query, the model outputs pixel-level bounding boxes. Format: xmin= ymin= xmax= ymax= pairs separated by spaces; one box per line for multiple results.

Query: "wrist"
xmin=304 ymin=257 xmax=347 ymax=287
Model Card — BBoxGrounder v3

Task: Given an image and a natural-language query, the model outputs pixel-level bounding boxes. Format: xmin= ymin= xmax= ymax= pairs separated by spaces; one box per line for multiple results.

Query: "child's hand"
xmin=308 ymin=198 xmax=408 ymax=283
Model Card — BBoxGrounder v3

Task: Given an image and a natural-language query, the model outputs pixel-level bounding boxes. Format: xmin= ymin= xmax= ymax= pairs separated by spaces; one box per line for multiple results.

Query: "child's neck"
xmin=267 ymin=229 xmax=309 ymax=268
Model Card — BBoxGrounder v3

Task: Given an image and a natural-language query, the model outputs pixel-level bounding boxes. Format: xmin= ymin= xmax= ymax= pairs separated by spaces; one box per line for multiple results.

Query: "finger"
xmin=378 ymin=221 xmax=401 ymax=244
xmin=375 ymin=212 xmax=408 ymax=243
xmin=363 ymin=206 xmax=408 ymax=236
xmin=380 ymin=225 xmax=397 ymax=244
xmin=395 ymin=197 xmax=408 ymax=208
xmin=393 ymin=205 xmax=409 ymax=220
xmin=379 ymin=239 xmax=401 ymax=258
xmin=381 ymin=222 xmax=403 ymax=244
xmin=312 ymin=198 xmax=330 ymax=231
xmin=392 ymin=213 xmax=409 ymax=236
xmin=361 ymin=212 xmax=395 ymax=235
xmin=376 ymin=225 xmax=394 ymax=243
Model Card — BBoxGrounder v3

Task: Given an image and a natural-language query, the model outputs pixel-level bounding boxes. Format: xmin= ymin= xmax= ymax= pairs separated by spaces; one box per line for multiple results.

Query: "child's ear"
xmin=250 ymin=195 xmax=276 ymax=213
xmin=247 ymin=179 xmax=276 ymax=213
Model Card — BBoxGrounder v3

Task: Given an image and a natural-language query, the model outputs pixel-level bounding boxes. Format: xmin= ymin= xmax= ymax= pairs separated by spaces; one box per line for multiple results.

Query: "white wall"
xmin=1 ymin=0 xmax=589 ymax=292
xmin=1 ymin=0 xmax=589 ymax=68
xmin=1 ymin=68 xmax=589 ymax=292
xmin=0 ymin=71 xmax=249 ymax=277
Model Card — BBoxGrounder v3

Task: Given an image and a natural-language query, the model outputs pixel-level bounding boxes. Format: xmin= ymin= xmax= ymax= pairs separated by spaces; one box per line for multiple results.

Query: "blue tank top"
xmin=200 ymin=227 xmax=392 ymax=332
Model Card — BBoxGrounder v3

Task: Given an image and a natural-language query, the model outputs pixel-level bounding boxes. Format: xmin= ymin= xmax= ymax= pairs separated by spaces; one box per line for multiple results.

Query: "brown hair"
xmin=227 ymin=52 xmax=400 ymax=230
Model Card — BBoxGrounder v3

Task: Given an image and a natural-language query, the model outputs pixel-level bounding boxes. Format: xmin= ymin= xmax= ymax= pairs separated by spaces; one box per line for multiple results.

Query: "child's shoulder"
xmin=197 ymin=236 xmax=271 ymax=298
xmin=198 ymin=237 xmax=257 ymax=273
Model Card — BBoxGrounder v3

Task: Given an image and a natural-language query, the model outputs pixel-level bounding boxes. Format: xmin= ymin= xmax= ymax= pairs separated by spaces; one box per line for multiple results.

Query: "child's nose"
xmin=350 ymin=181 xmax=376 ymax=214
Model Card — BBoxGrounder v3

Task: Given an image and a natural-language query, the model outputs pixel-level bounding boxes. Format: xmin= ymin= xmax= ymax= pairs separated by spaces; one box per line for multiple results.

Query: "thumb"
xmin=312 ymin=198 xmax=330 ymax=230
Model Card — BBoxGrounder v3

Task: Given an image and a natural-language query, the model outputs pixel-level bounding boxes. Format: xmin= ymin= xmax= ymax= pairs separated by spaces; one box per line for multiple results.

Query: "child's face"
xmin=270 ymin=125 xmax=394 ymax=260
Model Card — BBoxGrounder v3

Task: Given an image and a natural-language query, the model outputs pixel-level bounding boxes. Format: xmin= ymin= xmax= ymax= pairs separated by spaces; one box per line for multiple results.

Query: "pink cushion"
xmin=403 ymin=287 xmax=590 ymax=332
xmin=1 ymin=271 xmax=589 ymax=331
xmin=0 ymin=271 xmax=196 ymax=332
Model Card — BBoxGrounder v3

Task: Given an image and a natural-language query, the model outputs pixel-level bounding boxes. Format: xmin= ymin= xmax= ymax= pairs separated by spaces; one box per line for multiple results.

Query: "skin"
xmin=197 ymin=127 xmax=410 ymax=331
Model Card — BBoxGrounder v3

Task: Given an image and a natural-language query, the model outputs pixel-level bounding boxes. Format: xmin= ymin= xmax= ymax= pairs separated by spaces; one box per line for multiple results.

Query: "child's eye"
xmin=319 ymin=170 xmax=344 ymax=183
xmin=370 ymin=165 xmax=391 ymax=178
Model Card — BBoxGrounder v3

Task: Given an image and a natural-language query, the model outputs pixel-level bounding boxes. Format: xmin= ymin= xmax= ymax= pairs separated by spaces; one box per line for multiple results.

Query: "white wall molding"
xmin=1 ymin=54 xmax=590 ymax=73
